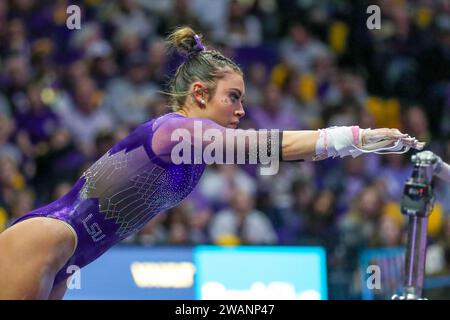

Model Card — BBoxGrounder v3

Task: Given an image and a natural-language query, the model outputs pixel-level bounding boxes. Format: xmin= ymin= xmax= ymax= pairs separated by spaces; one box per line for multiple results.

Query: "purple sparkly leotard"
xmin=11 ymin=112 xmax=279 ymax=285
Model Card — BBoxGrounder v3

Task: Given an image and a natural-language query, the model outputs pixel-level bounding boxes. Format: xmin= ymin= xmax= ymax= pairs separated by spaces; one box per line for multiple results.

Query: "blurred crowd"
xmin=1 ymin=0 xmax=450 ymax=298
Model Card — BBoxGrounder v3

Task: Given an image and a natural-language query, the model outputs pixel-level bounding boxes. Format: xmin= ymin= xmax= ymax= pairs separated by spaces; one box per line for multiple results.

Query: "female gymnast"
xmin=0 ymin=27 xmax=425 ymax=299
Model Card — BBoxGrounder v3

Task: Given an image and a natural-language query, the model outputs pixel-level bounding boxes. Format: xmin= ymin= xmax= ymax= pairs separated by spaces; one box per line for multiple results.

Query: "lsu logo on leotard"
xmin=82 ymin=213 xmax=106 ymax=242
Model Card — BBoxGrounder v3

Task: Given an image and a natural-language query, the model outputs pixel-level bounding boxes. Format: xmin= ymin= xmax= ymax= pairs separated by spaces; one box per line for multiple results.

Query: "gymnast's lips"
xmin=228 ymin=122 xmax=239 ymax=128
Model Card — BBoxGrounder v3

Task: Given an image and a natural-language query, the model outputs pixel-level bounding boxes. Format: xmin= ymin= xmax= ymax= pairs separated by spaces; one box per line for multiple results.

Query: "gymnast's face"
xmin=196 ymin=71 xmax=246 ymax=128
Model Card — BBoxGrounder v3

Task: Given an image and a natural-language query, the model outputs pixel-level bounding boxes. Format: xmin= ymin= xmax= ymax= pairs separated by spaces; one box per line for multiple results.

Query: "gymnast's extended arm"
xmin=152 ymin=116 xmax=425 ymax=164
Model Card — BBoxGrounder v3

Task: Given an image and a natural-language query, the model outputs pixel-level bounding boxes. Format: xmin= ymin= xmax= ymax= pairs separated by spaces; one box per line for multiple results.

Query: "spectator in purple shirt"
xmin=15 ymin=84 xmax=60 ymax=146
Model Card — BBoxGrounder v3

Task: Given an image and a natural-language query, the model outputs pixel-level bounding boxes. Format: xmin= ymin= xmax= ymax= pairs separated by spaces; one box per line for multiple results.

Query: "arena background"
xmin=1 ymin=0 xmax=450 ymax=300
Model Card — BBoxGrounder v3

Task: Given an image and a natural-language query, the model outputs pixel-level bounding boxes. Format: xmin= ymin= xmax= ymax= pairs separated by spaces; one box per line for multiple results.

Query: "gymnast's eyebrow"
xmin=230 ymin=88 xmax=245 ymax=97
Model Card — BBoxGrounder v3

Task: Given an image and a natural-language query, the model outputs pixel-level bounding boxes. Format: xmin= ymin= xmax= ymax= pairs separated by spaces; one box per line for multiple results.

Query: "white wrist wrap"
xmin=315 ymin=126 xmax=362 ymax=159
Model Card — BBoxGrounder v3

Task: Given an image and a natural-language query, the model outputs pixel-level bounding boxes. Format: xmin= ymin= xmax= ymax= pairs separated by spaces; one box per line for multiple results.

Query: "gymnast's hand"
xmin=359 ymin=128 xmax=426 ymax=152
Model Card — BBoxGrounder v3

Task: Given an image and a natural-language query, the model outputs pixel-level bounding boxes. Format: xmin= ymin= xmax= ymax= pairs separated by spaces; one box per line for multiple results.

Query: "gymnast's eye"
xmin=230 ymin=92 xmax=241 ymax=104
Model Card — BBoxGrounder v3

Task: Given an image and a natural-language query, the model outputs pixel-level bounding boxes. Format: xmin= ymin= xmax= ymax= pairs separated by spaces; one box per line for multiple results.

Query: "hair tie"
xmin=193 ymin=34 xmax=204 ymax=51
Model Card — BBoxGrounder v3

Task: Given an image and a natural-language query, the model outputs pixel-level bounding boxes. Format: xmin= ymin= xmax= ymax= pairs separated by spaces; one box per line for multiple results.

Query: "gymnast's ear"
xmin=191 ymin=82 xmax=209 ymax=108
